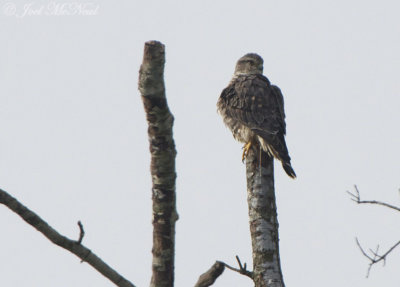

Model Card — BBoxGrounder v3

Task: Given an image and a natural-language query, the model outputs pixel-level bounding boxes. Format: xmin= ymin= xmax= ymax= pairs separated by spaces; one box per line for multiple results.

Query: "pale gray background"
xmin=1 ymin=0 xmax=399 ymax=286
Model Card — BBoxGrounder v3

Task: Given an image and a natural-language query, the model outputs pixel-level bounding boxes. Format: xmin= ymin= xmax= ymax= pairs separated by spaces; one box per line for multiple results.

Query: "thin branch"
xmin=355 ymin=238 xmax=374 ymax=261
xmin=347 ymin=185 xmax=400 ymax=212
xmin=223 ymin=256 xmax=253 ymax=279
xmin=350 ymin=186 xmax=400 ymax=276
xmin=356 ymin=237 xmax=400 ymax=277
xmin=77 ymin=220 xmax=85 ymax=244
xmin=0 ymin=188 xmax=135 ymax=287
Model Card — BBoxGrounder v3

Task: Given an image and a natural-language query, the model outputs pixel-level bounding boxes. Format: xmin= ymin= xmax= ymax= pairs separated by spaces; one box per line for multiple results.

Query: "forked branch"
xmin=0 ymin=188 xmax=135 ymax=287
xmin=347 ymin=185 xmax=400 ymax=212
xmin=223 ymin=256 xmax=253 ymax=279
xmin=348 ymin=185 xmax=400 ymax=277
xmin=194 ymin=256 xmax=253 ymax=287
xmin=355 ymin=237 xmax=400 ymax=277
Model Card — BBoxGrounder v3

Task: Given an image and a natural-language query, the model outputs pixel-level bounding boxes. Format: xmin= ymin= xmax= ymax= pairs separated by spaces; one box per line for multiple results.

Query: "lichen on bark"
xmin=246 ymin=146 xmax=285 ymax=287
xmin=138 ymin=41 xmax=178 ymax=287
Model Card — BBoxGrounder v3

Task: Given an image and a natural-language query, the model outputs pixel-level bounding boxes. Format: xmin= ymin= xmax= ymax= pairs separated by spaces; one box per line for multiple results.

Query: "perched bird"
xmin=217 ymin=53 xmax=296 ymax=178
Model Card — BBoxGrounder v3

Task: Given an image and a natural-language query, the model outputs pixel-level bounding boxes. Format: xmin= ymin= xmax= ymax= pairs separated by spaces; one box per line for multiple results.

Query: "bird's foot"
xmin=242 ymin=141 xmax=252 ymax=162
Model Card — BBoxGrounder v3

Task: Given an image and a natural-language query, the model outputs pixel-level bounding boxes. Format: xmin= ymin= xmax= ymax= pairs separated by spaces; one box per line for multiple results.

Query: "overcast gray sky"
xmin=1 ymin=0 xmax=400 ymax=286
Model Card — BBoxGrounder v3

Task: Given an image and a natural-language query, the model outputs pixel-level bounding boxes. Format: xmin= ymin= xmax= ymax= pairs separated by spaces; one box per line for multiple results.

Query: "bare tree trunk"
xmin=246 ymin=147 xmax=285 ymax=287
xmin=138 ymin=41 xmax=178 ymax=287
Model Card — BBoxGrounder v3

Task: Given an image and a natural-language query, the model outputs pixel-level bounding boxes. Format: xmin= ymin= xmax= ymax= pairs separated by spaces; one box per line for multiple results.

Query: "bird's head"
xmin=234 ymin=53 xmax=264 ymax=76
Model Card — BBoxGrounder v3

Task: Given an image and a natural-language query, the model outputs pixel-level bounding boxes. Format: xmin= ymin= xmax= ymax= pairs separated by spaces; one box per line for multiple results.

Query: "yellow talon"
xmin=242 ymin=141 xmax=252 ymax=162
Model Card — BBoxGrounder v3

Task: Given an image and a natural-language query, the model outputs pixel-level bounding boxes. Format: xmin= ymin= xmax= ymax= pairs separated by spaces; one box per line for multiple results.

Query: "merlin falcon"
xmin=217 ymin=53 xmax=296 ymax=178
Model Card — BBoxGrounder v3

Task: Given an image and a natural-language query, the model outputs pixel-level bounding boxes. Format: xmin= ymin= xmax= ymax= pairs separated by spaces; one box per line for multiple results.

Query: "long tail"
xmin=282 ymin=162 xmax=296 ymax=179
xmin=256 ymin=132 xmax=296 ymax=179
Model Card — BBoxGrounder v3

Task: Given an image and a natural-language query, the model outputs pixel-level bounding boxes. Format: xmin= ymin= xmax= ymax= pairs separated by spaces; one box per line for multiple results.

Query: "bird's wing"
xmin=270 ymin=85 xmax=286 ymax=134
xmin=219 ymin=75 xmax=285 ymax=136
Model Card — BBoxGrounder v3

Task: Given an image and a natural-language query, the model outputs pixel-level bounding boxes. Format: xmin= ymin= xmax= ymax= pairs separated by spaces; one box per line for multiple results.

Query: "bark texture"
xmin=246 ymin=147 xmax=285 ymax=287
xmin=0 ymin=188 xmax=135 ymax=287
xmin=194 ymin=261 xmax=225 ymax=287
xmin=138 ymin=41 xmax=178 ymax=287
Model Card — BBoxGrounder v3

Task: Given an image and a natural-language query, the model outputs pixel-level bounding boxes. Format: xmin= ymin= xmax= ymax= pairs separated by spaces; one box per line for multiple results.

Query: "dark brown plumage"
xmin=217 ymin=53 xmax=296 ymax=178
